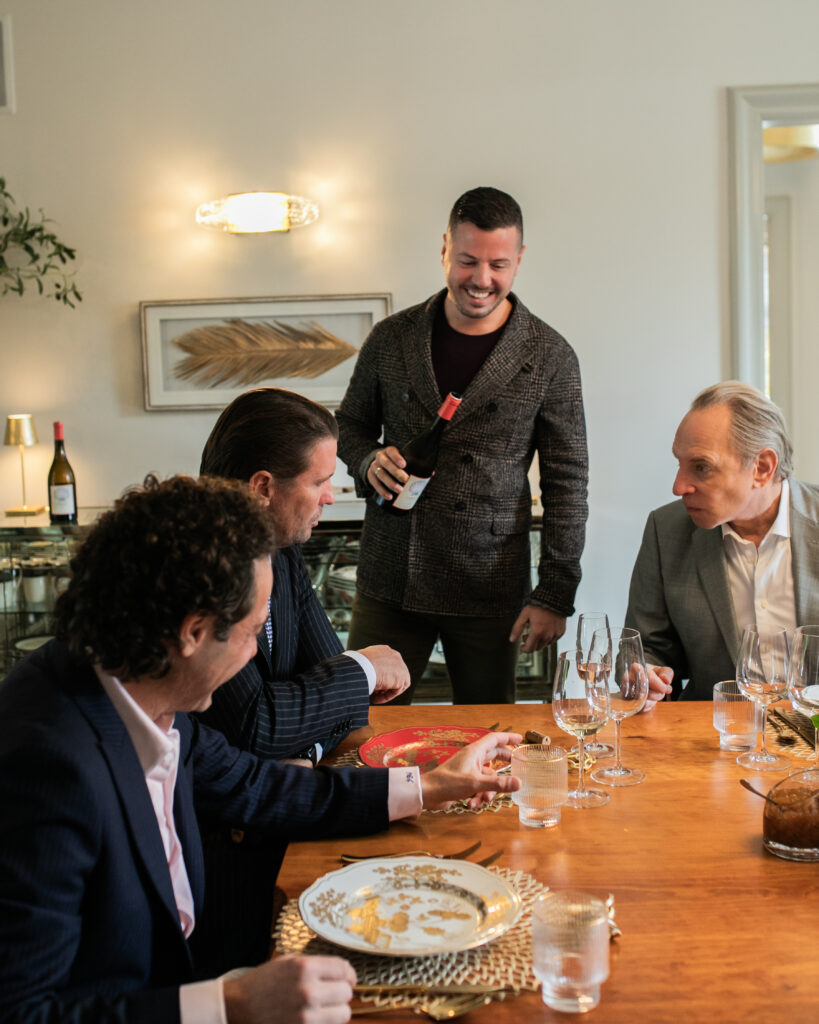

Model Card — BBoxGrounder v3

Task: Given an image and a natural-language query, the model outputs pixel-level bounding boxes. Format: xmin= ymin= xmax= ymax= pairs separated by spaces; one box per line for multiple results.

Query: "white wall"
xmin=1 ymin=0 xmax=819 ymax=637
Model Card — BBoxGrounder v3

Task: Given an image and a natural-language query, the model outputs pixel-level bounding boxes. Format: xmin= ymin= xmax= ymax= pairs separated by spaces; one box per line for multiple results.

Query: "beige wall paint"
xmin=1 ymin=0 xmax=818 ymax=627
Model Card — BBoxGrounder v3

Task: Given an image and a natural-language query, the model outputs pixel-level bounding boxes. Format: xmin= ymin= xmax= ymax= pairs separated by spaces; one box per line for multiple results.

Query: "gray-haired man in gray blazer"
xmin=626 ymin=381 xmax=819 ymax=707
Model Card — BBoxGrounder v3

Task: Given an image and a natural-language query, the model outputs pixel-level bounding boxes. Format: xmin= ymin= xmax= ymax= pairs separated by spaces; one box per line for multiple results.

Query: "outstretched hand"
xmin=420 ymin=732 xmax=522 ymax=811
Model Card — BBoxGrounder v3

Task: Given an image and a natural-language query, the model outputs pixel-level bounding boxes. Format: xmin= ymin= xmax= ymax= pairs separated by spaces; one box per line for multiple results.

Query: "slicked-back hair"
xmin=690 ymin=380 xmax=794 ymax=480
xmin=54 ymin=474 xmax=275 ymax=680
xmin=200 ymin=387 xmax=338 ymax=483
xmin=447 ymin=186 xmax=523 ymax=244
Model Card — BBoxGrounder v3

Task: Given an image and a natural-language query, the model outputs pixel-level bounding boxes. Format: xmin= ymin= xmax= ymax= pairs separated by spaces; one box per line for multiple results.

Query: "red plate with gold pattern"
xmin=359 ymin=726 xmax=491 ymax=773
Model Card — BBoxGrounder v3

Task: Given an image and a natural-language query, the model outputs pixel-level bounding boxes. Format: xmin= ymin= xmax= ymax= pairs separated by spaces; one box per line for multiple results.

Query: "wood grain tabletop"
xmin=275 ymin=702 xmax=819 ymax=1023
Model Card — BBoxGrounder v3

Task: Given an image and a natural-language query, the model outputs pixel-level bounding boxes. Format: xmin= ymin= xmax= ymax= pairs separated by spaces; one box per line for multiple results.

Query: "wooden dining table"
xmin=275 ymin=701 xmax=819 ymax=1023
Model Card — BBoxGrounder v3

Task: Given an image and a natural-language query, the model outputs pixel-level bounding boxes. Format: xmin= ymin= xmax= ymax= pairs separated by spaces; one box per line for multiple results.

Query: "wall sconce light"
xmin=4 ymin=414 xmax=46 ymax=517
xmin=195 ymin=192 xmax=319 ymax=233
xmin=763 ymin=124 xmax=819 ymax=163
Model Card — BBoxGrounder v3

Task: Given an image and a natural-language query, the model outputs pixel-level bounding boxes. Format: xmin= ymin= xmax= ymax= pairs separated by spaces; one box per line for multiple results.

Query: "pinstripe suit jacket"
xmin=0 ymin=640 xmax=388 ymax=1024
xmin=336 ymin=291 xmax=589 ymax=617
xmin=197 ymin=546 xmax=370 ymax=757
xmin=625 ymin=479 xmax=819 ymax=700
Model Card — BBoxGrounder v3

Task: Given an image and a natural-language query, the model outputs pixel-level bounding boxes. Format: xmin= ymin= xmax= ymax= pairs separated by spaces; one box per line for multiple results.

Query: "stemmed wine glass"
xmin=576 ymin=613 xmax=614 ymax=758
xmin=735 ymin=624 xmax=790 ymax=772
xmin=787 ymin=625 xmax=819 ymax=770
xmin=587 ymin=627 xmax=649 ymax=787
xmin=552 ymin=651 xmax=610 ymax=808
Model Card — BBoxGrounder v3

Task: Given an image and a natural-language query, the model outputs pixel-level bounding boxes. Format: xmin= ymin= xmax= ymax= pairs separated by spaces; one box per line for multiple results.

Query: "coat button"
xmin=454 ymin=500 xmax=466 ymax=511
xmin=401 ymin=392 xmax=410 ymax=402
xmin=486 ymin=402 xmax=498 ymax=413
xmin=461 ymin=454 xmax=473 ymax=464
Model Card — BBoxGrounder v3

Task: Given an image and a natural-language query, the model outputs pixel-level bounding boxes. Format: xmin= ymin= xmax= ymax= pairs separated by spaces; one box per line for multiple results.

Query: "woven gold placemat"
xmin=273 ymin=866 xmax=544 ymax=1008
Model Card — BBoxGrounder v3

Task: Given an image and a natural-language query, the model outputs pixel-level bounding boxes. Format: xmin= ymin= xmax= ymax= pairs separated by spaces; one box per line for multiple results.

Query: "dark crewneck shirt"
xmin=431 ymin=300 xmax=508 ymax=398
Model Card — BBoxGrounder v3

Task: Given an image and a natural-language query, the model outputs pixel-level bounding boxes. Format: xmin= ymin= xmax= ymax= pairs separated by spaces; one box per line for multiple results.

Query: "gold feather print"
xmin=171 ymin=319 xmax=358 ymax=388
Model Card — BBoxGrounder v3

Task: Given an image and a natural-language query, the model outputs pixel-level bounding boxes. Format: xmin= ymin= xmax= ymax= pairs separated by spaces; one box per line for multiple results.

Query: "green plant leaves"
xmin=0 ymin=178 xmax=82 ymax=308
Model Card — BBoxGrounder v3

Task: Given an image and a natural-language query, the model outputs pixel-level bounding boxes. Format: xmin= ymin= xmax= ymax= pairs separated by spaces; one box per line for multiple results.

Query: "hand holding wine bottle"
xmin=369 ymin=392 xmax=461 ymax=514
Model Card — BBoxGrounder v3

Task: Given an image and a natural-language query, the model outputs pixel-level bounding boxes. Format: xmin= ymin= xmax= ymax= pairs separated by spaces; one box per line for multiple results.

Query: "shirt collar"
xmin=721 ymin=477 xmax=791 ymax=544
xmin=94 ymin=665 xmax=176 ymax=776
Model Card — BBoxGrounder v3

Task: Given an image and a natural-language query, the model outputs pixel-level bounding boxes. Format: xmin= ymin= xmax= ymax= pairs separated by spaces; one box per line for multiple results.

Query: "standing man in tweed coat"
xmin=336 ymin=186 xmax=589 ymax=703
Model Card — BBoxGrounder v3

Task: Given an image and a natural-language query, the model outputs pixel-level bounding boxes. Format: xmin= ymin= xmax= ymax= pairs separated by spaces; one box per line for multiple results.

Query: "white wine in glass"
xmin=552 ymin=652 xmax=610 ymax=808
xmin=576 ymin=612 xmax=614 ymax=758
xmin=736 ymin=625 xmax=790 ymax=773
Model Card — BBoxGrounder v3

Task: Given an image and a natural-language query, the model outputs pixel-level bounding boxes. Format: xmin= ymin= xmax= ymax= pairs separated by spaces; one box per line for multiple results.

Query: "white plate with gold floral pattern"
xmin=298 ymin=856 xmax=522 ymax=956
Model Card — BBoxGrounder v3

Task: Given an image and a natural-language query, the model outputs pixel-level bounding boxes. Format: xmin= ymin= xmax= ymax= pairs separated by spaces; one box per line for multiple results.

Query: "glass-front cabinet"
xmin=0 ymin=511 xmax=554 ymax=701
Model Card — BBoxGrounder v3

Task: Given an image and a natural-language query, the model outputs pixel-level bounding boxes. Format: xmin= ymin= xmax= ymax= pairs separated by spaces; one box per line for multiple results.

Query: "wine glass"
xmin=552 ymin=651 xmax=610 ymax=808
xmin=576 ymin=612 xmax=614 ymax=758
xmin=587 ymin=627 xmax=649 ymax=787
xmin=735 ymin=625 xmax=790 ymax=772
xmin=787 ymin=625 xmax=819 ymax=769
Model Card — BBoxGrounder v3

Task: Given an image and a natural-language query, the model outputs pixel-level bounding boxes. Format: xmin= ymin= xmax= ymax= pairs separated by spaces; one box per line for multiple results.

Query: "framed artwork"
xmin=0 ymin=16 xmax=15 ymax=115
xmin=139 ymin=293 xmax=391 ymax=410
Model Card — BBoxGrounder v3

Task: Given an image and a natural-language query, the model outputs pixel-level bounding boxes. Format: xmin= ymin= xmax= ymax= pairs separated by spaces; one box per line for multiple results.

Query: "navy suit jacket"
xmin=198 ymin=546 xmax=370 ymax=758
xmin=0 ymin=641 xmax=388 ymax=1024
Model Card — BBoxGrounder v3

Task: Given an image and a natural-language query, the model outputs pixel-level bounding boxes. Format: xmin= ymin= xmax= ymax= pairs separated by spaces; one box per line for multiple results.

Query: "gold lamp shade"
xmin=4 ymin=413 xmax=38 ymax=447
xmin=4 ymin=413 xmax=46 ymax=517
xmin=763 ymin=124 xmax=819 ymax=164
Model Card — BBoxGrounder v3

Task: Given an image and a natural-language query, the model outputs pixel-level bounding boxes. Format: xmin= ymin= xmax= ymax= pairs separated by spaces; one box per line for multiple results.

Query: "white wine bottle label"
xmin=392 ymin=475 xmax=430 ymax=511
xmin=50 ymin=484 xmax=76 ymax=516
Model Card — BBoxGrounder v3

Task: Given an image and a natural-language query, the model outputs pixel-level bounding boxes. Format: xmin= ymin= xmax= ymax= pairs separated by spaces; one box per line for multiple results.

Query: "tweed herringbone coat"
xmin=336 ymin=291 xmax=589 ymax=618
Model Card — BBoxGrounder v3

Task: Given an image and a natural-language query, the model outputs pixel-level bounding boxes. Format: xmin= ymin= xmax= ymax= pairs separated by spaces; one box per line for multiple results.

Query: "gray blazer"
xmin=336 ymin=291 xmax=588 ymax=618
xmin=625 ymin=479 xmax=819 ymax=699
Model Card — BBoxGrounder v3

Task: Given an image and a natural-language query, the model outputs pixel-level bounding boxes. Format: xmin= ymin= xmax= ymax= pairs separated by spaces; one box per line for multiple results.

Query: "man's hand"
xmin=358 ymin=644 xmax=411 ymax=703
xmin=642 ymin=664 xmax=674 ymax=712
xmin=366 ymin=446 xmax=407 ymax=500
xmin=420 ymin=732 xmax=522 ymax=810
xmin=509 ymin=605 xmax=566 ymax=654
xmin=223 ymin=954 xmax=356 ymax=1024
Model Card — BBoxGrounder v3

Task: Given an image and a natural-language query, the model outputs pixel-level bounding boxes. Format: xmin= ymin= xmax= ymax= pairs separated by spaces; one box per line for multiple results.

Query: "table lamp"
xmin=4 ymin=413 xmax=46 ymax=517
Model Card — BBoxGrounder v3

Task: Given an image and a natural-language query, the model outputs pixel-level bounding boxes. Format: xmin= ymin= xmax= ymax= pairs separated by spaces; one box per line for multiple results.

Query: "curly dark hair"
xmin=54 ymin=474 xmax=275 ymax=680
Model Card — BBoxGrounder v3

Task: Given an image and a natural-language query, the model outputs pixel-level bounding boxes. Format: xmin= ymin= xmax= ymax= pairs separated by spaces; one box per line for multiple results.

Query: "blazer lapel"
xmin=453 ymin=297 xmax=534 ymax=417
xmin=692 ymin=527 xmax=739 ymax=661
xmin=404 ymin=295 xmax=444 ymax=419
xmin=790 ymin=487 xmax=819 ymax=624
xmin=73 ymin=678 xmax=192 ymax=949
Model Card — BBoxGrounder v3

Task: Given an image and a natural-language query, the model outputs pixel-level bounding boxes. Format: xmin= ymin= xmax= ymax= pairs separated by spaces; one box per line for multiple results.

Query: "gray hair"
xmin=690 ymin=381 xmax=793 ymax=480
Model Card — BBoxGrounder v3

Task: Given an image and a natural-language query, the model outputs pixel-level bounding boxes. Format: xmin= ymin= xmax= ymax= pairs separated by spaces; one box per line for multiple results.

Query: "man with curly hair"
xmin=0 ymin=474 xmax=520 ymax=1024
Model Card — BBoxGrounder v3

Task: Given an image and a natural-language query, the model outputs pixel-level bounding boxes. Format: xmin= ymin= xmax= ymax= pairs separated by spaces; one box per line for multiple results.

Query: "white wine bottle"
xmin=378 ymin=392 xmax=462 ymax=514
xmin=48 ymin=421 xmax=78 ymax=525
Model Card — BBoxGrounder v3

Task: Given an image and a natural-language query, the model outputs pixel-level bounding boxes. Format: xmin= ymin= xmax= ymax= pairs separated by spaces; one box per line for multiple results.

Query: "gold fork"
xmin=339 ymin=840 xmax=481 ymax=864
xmin=352 ymin=993 xmax=493 ymax=1019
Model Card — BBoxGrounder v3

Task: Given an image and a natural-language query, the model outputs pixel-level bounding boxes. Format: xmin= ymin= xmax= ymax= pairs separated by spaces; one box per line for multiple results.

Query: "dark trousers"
xmin=348 ymin=592 xmax=520 ymax=704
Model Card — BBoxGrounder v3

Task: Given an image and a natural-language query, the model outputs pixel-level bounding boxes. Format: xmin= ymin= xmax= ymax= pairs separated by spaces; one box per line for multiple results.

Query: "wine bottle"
xmin=48 ymin=421 xmax=78 ymax=525
xmin=378 ymin=392 xmax=462 ymax=514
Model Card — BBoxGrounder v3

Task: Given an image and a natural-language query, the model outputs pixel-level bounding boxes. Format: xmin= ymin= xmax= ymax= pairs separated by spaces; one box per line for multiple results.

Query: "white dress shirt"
xmin=722 ymin=478 xmax=797 ymax=637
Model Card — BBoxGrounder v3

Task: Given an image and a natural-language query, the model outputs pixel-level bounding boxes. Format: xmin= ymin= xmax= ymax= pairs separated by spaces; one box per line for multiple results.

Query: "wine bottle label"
xmin=392 ymin=475 xmax=430 ymax=511
xmin=50 ymin=484 xmax=76 ymax=516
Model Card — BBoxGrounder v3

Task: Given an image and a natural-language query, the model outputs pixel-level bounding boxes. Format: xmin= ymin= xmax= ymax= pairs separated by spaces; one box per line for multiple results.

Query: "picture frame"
xmin=139 ymin=293 xmax=391 ymax=411
xmin=0 ymin=16 xmax=16 ymax=115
